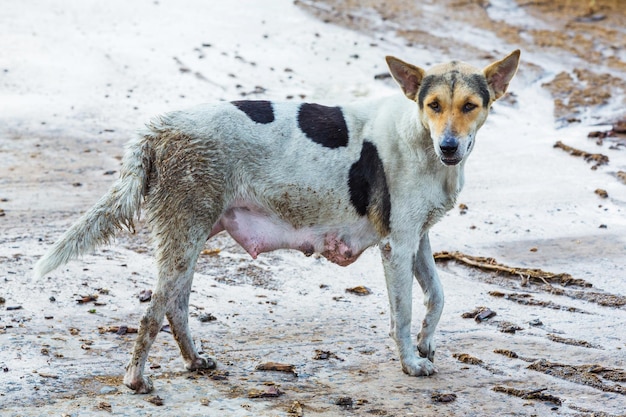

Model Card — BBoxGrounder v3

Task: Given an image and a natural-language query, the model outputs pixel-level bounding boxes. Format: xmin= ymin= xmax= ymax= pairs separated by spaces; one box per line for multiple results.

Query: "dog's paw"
xmin=401 ymin=356 xmax=437 ymax=377
xmin=185 ymin=356 xmax=217 ymax=371
xmin=123 ymin=374 xmax=154 ymax=394
xmin=417 ymin=335 xmax=436 ymax=362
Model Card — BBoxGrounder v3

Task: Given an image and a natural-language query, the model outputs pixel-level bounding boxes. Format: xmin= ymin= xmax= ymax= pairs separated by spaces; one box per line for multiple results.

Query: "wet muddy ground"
xmin=1 ymin=0 xmax=626 ymax=416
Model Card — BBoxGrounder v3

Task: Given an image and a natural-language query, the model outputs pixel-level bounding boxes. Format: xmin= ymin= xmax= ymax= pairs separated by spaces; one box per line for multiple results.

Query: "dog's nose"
xmin=439 ymin=137 xmax=459 ymax=156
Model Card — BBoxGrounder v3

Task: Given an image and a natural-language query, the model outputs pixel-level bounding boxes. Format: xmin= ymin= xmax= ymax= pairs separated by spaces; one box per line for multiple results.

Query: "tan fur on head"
xmin=386 ymin=50 xmax=521 ymax=166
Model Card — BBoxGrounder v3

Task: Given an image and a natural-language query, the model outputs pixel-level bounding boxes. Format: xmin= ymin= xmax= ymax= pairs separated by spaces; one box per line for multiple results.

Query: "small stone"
xmin=138 ymin=289 xmax=152 ymax=302
xmin=594 ymin=189 xmax=608 ymax=198
xmin=100 ymin=386 xmax=118 ymax=395
xmin=198 ymin=313 xmax=217 ymax=323
xmin=432 ymin=392 xmax=457 ymax=403
xmin=335 ymin=396 xmax=353 ymax=408
xmin=146 ymin=395 xmax=164 ymax=406
xmin=345 ymin=286 xmax=372 ymax=296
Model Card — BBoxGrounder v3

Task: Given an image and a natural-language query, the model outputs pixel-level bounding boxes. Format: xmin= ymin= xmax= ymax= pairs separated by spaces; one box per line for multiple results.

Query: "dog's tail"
xmin=34 ymin=137 xmax=153 ymax=278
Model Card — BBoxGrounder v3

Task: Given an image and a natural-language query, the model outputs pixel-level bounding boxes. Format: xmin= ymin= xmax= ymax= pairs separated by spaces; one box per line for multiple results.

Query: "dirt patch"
xmin=541 ymin=68 xmax=623 ymax=123
xmin=546 ymin=334 xmax=602 ymax=349
xmin=452 ymin=352 xmax=501 ymax=374
xmin=527 ymin=359 xmax=626 ymax=395
xmin=493 ymin=386 xmax=562 ymax=406
xmin=488 ymin=290 xmax=588 ymax=313
xmin=436 ymin=251 xmax=626 ymax=309
xmin=553 ymin=141 xmax=610 ymax=170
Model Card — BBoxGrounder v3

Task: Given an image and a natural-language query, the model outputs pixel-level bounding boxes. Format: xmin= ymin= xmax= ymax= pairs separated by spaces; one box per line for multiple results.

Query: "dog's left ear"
xmin=386 ymin=56 xmax=426 ymax=101
xmin=483 ymin=49 xmax=521 ymax=100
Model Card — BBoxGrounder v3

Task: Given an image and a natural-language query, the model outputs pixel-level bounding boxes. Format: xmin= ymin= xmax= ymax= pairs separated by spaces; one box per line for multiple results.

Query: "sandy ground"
xmin=1 ymin=0 xmax=625 ymax=416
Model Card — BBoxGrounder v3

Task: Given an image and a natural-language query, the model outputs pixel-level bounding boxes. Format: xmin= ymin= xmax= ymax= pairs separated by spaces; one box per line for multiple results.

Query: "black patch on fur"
xmin=419 ymin=73 xmax=491 ymax=109
xmin=417 ymin=75 xmax=440 ymax=109
xmin=297 ymin=103 xmax=349 ymax=148
xmin=463 ymin=74 xmax=490 ymax=108
xmin=232 ymin=100 xmax=275 ymax=124
xmin=348 ymin=142 xmax=391 ymax=235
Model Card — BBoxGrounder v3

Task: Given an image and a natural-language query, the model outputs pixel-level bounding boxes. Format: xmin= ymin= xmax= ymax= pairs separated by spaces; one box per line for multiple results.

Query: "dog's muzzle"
xmin=439 ymin=137 xmax=461 ymax=166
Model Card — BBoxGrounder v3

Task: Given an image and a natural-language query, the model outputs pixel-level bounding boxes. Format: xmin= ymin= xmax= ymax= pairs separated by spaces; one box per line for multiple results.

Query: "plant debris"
xmin=561 ymin=288 xmax=626 ymax=308
xmin=76 ymin=294 xmax=98 ymax=304
xmin=255 ymin=362 xmax=297 ymax=376
xmin=431 ymin=392 xmax=457 ymax=403
xmin=189 ymin=369 xmax=229 ymax=381
xmin=96 ymin=401 xmax=112 ymax=412
xmin=497 ymin=321 xmax=523 ymax=334
xmin=433 ymin=251 xmax=592 ymax=287
xmin=201 ymin=248 xmax=221 ymax=256
xmin=453 ymin=353 xmax=502 ymax=374
xmin=98 ymin=325 xmax=138 ymax=335
xmin=493 ymin=349 xmax=537 ymax=363
xmin=453 ymin=353 xmax=483 ymax=365
xmin=488 ymin=291 xmax=587 ymax=313
xmin=588 ymin=120 xmax=626 ymax=141
xmin=288 ymin=400 xmax=304 ymax=416
xmin=313 ymin=349 xmax=344 ymax=361
xmin=547 ymin=334 xmax=601 ymax=349
xmin=335 ymin=396 xmax=353 ymax=408
xmin=493 ymin=349 xmax=518 ymax=359
xmin=493 ymin=386 xmax=562 ymax=406
xmin=461 ymin=306 xmax=496 ymax=322
xmin=553 ymin=140 xmax=609 ymax=169
xmin=595 ymin=188 xmax=609 ymax=198
xmin=345 ymin=285 xmax=372 ymax=296
xmin=527 ymin=359 xmax=626 ymax=395
xmin=146 ymin=395 xmax=164 ymax=406
xmin=248 ymin=386 xmax=283 ymax=398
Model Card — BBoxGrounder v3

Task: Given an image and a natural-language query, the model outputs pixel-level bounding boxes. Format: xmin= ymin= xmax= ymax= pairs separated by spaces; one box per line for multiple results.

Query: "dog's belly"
xmin=210 ymin=205 xmax=379 ymax=266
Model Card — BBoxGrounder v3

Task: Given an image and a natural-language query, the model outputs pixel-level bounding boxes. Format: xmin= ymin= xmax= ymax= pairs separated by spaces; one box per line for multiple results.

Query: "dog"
xmin=35 ymin=50 xmax=520 ymax=393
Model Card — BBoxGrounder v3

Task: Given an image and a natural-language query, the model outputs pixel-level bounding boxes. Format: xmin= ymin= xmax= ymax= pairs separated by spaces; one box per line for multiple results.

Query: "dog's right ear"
xmin=386 ymin=56 xmax=426 ymax=101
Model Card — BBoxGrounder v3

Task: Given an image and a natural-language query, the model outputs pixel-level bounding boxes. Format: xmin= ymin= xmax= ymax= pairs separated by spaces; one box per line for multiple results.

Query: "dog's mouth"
xmin=440 ymin=156 xmax=462 ymax=166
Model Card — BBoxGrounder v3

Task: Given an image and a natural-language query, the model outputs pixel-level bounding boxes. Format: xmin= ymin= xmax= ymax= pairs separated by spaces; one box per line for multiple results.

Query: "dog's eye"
xmin=428 ymin=102 xmax=441 ymax=112
xmin=462 ymin=102 xmax=477 ymax=113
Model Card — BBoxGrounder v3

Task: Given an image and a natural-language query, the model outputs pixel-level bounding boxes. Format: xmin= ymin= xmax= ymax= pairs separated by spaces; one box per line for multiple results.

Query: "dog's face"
xmin=386 ymin=50 xmax=520 ymax=166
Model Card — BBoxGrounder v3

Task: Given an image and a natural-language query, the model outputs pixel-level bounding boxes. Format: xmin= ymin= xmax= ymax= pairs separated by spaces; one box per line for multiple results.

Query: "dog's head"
xmin=386 ymin=50 xmax=520 ymax=166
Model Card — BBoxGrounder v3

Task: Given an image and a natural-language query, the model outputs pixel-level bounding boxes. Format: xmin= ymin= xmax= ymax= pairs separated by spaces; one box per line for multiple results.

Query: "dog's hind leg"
xmin=412 ymin=233 xmax=444 ymax=362
xmin=166 ymin=270 xmax=216 ymax=372
xmin=381 ymin=237 xmax=437 ymax=377
xmin=123 ymin=221 xmax=211 ymax=394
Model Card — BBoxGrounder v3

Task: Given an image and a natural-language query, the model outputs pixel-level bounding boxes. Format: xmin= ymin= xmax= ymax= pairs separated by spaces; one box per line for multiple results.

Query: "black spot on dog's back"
xmin=298 ymin=103 xmax=349 ymax=148
xmin=232 ymin=100 xmax=275 ymax=124
xmin=348 ymin=142 xmax=391 ymax=236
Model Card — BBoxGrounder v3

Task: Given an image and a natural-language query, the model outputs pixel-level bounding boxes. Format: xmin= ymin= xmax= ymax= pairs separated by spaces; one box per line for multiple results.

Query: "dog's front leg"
xmin=381 ymin=238 xmax=437 ymax=376
xmin=412 ymin=233 xmax=443 ymax=362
